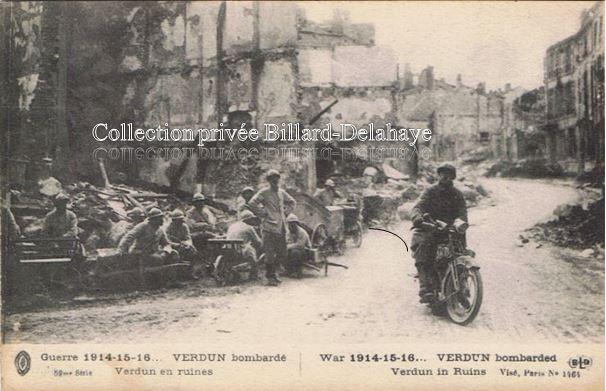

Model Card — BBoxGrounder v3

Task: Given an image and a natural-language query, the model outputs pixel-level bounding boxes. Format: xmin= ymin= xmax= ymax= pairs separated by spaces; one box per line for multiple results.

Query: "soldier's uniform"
xmin=118 ymin=219 xmax=172 ymax=266
xmin=410 ymin=169 xmax=467 ymax=297
xmin=248 ymin=170 xmax=296 ymax=283
xmin=186 ymin=194 xmax=218 ymax=252
xmin=285 ymin=214 xmax=311 ymax=277
xmin=42 ymin=208 xmax=78 ymax=237
xmin=313 ymin=179 xmax=341 ymax=206
xmin=186 ymin=206 xmax=216 ymax=231
xmin=166 ymin=210 xmax=198 ymax=263
xmin=226 ymin=218 xmax=262 ymax=277
xmin=313 ymin=188 xmax=336 ymax=206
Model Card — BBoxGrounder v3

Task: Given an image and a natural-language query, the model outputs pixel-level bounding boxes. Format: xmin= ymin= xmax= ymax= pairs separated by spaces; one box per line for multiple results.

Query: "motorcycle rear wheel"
xmin=444 ymin=266 xmax=483 ymax=325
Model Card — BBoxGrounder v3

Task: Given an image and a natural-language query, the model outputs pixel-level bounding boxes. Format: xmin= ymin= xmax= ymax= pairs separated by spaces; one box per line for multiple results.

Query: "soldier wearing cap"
xmin=42 ymin=193 xmax=78 ymax=238
xmin=285 ymin=213 xmax=311 ymax=278
xmin=248 ymin=169 xmax=296 ymax=286
xmin=313 ymin=178 xmax=342 ymax=207
xmin=226 ymin=210 xmax=262 ymax=280
xmin=236 ymin=186 xmax=255 ymax=220
xmin=410 ymin=163 xmax=467 ymax=303
xmin=118 ymin=207 xmax=177 ymax=266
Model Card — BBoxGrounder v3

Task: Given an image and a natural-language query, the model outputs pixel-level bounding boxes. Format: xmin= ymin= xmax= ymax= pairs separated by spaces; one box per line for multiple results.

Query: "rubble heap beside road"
xmin=527 ymin=191 xmax=604 ymax=251
xmin=337 ymin=161 xmax=490 ymax=226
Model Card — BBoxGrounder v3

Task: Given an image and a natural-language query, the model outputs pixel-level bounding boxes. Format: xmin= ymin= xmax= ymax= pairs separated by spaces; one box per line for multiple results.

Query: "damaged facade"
xmin=4 ymin=1 xmax=579 ymax=199
xmin=396 ymin=67 xmax=531 ymax=163
xmin=3 ymin=2 xmax=405 ymax=196
xmin=543 ymin=1 xmax=604 ymax=174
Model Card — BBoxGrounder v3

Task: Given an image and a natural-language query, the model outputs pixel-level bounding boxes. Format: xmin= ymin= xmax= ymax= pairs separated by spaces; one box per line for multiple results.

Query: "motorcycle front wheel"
xmin=444 ymin=266 xmax=483 ymax=325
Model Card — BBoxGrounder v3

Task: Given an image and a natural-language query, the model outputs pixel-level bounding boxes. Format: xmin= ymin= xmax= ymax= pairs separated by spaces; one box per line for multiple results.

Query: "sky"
xmin=301 ymin=1 xmax=597 ymax=91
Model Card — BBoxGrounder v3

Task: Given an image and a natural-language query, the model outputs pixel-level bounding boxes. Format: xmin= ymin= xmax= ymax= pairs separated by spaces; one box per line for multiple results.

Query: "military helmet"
xmin=286 ymin=213 xmax=299 ymax=223
xmin=266 ymin=169 xmax=281 ymax=180
xmin=192 ymin=193 xmax=206 ymax=202
xmin=240 ymin=210 xmax=260 ymax=225
xmin=241 ymin=186 xmax=255 ymax=195
xmin=170 ymin=209 xmax=185 ymax=220
xmin=54 ymin=193 xmax=70 ymax=205
xmin=147 ymin=208 xmax=164 ymax=219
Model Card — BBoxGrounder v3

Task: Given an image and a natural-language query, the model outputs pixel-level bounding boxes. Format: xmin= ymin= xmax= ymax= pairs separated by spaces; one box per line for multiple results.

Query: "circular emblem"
xmin=15 ymin=351 xmax=31 ymax=376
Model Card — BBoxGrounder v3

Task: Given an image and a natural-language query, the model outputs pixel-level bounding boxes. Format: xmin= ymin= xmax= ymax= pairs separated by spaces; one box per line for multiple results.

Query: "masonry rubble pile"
xmin=11 ymin=178 xmax=235 ymax=254
xmin=481 ymin=158 xmax=565 ymax=178
xmin=335 ymin=161 xmax=490 ymax=226
xmin=526 ymin=185 xmax=604 ymax=255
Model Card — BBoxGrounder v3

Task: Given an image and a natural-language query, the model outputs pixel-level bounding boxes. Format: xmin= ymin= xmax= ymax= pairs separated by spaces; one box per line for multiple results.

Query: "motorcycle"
xmin=418 ymin=216 xmax=483 ymax=325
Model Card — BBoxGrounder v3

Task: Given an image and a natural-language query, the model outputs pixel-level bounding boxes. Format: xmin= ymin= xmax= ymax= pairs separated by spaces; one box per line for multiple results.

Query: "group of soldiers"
xmin=24 ymin=168 xmax=335 ymax=287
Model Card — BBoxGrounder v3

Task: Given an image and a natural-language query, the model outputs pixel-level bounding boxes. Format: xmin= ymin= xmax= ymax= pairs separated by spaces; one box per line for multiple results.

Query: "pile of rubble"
xmin=11 ymin=178 xmax=235 ymax=253
xmin=526 ymin=187 xmax=604 ymax=251
xmin=480 ymin=158 xmax=565 ymax=178
xmin=338 ymin=162 xmax=490 ymax=226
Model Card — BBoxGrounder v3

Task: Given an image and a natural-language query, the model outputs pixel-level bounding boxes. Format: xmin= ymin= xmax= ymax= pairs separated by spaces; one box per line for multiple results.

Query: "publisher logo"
xmin=568 ymin=356 xmax=592 ymax=370
xmin=15 ymin=351 xmax=31 ymax=376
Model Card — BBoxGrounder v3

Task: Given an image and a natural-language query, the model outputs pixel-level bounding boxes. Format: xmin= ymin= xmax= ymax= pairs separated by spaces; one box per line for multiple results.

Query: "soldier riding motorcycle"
xmin=410 ymin=164 xmax=483 ymax=325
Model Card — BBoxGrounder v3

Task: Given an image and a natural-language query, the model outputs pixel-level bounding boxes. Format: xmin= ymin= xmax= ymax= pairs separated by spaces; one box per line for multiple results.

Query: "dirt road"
xmin=5 ymin=178 xmax=604 ymax=344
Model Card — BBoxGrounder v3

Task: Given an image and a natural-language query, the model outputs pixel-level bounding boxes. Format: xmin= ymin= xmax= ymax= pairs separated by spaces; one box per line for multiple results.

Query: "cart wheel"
xmin=311 ymin=224 xmax=328 ymax=249
xmin=352 ymin=221 xmax=363 ymax=248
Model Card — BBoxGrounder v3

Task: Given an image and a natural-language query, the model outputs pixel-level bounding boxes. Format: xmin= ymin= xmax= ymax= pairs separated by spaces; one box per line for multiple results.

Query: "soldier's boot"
xmin=416 ymin=264 xmax=434 ymax=304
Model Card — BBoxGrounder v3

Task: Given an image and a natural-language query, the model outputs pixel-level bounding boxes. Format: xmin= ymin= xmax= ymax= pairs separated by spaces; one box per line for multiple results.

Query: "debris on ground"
xmin=526 ymin=194 xmax=604 ymax=249
xmin=481 ymin=158 xmax=565 ymax=178
xmin=10 ymin=181 xmax=236 ymax=252
xmin=338 ymin=160 xmax=490 ymax=224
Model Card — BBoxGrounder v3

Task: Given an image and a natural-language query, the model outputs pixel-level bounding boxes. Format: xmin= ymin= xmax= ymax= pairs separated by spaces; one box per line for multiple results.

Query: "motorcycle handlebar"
xmin=418 ymin=219 xmax=468 ymax=234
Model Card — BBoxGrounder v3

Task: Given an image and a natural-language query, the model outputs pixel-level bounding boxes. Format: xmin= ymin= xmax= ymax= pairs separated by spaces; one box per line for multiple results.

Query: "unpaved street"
xmin=5 ymin=178 xmax=604 ymax=344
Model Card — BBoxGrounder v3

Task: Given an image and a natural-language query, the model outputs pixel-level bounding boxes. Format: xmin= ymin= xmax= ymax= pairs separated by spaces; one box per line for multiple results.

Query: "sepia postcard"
xmin=1 ymin=1 xmax=604 ymax=390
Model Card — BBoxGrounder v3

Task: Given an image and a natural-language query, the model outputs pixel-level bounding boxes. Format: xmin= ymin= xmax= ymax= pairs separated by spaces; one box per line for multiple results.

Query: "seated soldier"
xmin=118 ymin=208 xmax=177 ymax=267
xmin=42 ymin=193 xmax=78 ymax=238
xmin=166 ymin=209 xmax=200 ymax=268
xmin=186 ymin=193 xmax=217 ymax=249
xmin=285 ymin=213 xmax=312 ymax=278
xmin=313 ymin=179 xmax=342 ymax=207
xmin=236 ymin=186 xmax=255 ymax=220
xmin=226 ymin=210 xmax=262 ymax=280
xmin=110 ymin=207 xmax=146 ymax=245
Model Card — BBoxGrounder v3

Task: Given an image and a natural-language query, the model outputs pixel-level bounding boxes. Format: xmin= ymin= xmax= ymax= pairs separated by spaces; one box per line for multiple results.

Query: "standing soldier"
xmin=248 ymin=169 xmax=296 ymax=286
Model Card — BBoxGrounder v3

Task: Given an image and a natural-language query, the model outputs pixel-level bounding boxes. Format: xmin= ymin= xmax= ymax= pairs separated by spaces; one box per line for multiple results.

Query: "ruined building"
xmin=397 ymin=67 xmax=529 ymax=162
xmin=543 ymin=1 xmax=604 ymax=174
xmin=3 ymin=2 xmax=549 ymax=198
xmin=2 ymin=2 xmax=403 ymax=196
